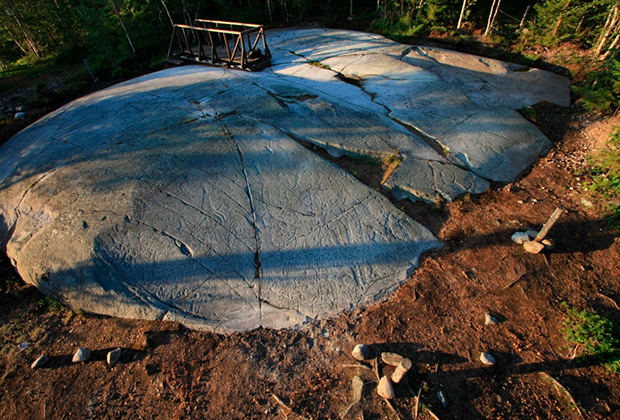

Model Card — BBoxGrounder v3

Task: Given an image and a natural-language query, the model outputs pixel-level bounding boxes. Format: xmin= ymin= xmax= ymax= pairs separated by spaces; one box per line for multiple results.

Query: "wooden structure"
xmin=166 ymin=20 xmax=271 ymax=71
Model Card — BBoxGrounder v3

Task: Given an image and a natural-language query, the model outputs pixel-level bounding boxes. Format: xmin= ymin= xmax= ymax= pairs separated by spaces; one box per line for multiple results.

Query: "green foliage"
xmin=586 ymin=126 xmax=620 ymax=228
xmin=574 ymin=53 xmax=620 ymax=114
xmin=562 ymin=303 xmax=620 ymax=372
xmin=35 ymin=296 xmax=66 ymax=314
xmin=532 ymin=0 xmax=613 ymax=47
xmin=371 ymin=14 xmax=429 ymax=42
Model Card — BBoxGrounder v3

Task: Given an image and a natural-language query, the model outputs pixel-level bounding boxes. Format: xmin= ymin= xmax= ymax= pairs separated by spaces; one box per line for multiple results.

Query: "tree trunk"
xmin=109 ymin=0 xmax=136 ymax=54
xmin=596 ymin=4 xmax=619 ymax=56
xmin=457 ymin=0 xmax=467 ymax=30
xmin=485 ymin=0 xmax=502 ymax=36
xmin=520 ymin=5 xmax=531 ymax=29
xmin=601 ymin=31 xmax=620 ymax=60
xmin=159 ymin=0 xmax=175 ymax=27
xmin=552 ymin=0 xmax=571 ymax=36
xmin=267 ymin=0 xmax=274 ymax=23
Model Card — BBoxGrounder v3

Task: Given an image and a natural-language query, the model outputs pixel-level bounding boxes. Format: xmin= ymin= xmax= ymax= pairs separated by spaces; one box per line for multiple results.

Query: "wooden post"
xmin=519 ymin=5 xmax=531 ymax=29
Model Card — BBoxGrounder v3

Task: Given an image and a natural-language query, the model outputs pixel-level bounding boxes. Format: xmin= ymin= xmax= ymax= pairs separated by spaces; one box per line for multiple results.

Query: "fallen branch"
xmin=272 ymin=393 xmax=310 ymax=420
xmin=384 ymin=398 xmax=402 ymax=420
xmin=414 ymin=382 xmax=424 ymax=418
xmin=503 ymin=273 xmax=527 ymax=290
xmin=537 ymin=372 xmax=584 ymax=420
xmin=342 ymin=363 xmax=374 ymax=373
xmin=597 ymin=293 xmax=620 ymax=310
xmin=407 ymin=385 xmax=440 ymax=420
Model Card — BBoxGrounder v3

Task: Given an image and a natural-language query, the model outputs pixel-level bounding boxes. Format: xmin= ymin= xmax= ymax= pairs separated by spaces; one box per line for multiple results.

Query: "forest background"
xmin=1 ymin=0 xmax=619 ymax=111
xmin=1 ymin=0 xmax=620 ymax=221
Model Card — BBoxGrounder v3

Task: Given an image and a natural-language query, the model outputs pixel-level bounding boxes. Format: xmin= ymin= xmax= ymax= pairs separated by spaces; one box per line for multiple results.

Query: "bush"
xmin=574 ymin=53 xmax=620 ymax=114
xmin=563 ymin=303 xmax=620 ymax=372
xmin=587 ymin=126 xmax=620 ymax=228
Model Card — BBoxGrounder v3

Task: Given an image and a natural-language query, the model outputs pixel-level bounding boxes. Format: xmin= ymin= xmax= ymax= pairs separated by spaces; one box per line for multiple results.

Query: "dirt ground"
xmin=1 ymin=62 xmax=620 ymax=419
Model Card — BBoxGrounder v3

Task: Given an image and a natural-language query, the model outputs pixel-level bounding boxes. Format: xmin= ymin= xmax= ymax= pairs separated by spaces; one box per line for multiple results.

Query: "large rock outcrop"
xmin=0 ymin=29 xmax=570 ymax=331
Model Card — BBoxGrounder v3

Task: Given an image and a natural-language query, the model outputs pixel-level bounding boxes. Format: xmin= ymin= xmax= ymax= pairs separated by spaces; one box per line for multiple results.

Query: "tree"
xmin=484 ymin=0 xmax=502 ymax=36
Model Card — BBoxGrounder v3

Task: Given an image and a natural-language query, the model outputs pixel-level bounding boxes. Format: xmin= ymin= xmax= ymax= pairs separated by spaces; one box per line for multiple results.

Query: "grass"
xmin=586 ymin=126 xmax=620 ymax=229
xmin=562 ymin=303 xmax=620 ymax=373
xmin=308 ymin=61 xmax=331 ymax=70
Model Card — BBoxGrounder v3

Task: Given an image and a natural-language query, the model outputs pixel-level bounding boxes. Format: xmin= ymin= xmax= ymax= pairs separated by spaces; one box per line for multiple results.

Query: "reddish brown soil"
xmin=1 ymin=72 xmax=619 ymax=419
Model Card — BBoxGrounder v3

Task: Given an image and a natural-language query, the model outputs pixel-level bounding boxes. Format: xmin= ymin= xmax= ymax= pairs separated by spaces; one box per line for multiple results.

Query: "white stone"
xmin=485 ymin=313 xmax=499 ymax=325
xmin=480 ymin=352 xmax=496 ymax=366
xmin=72 ymin=347 xmax=91 ymax=363
xmin=31 ymin=354 xmax=49 ymax=369
xmin=511 ymin=231 xmax=529 ymax=244
xmin=107 ymin=348 xmax=122 ymax=365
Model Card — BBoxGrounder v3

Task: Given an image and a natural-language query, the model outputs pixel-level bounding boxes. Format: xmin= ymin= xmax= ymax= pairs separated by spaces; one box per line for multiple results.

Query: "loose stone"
xmin=381 ymin=352 xmax=403 ymax=366
xmin=14 ymin=112 xmax=26 ymax=120
xmin=485 ymin=313 xmax=499 ymax=325
xmin=352 ymin=375 xmax=363 ymax=402
xmin=107 ymin=348 xmax=122 ymax=366
xmin=480 ymin=352 xmax=496 ymax=366
xmin=523 ymin=240 xmax=545 ymax=254
xmin=72 ymin=347 xmax=91 ymax=363
xmin=525 ymin=229 xmax=539 ymax=239
xmin=437 ymin=390 xmax=448 ymax=408
xmin=351 ymin=344 xmax=370 ymax=361
xmin=31 ymin=355 xmax=49 ymax=369
xmin=541 ymin=237 xmax=555 ymax=250
xmin=376 ymin=376 xmax=396 ymax=399
xmin=511 ymin=231 xmax=529 ymax=244
xmin=391 ymin=358 xmax=413 ymax=383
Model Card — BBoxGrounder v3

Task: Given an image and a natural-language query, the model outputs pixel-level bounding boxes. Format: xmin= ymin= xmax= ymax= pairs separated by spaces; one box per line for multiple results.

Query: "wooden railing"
xmin=166 ymin=20 xmax=271 ymax=71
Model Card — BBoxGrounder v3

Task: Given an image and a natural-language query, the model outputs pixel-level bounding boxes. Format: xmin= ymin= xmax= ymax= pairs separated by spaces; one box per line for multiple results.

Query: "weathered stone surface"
xmin=377 ymin=376 xmax=396 ymax=399
xmin=385 ymin=157 xmax=489 ymax=203
xmin=401 ymin=46 xmax=571 ymax=109
xmin=436 ymin=108 xmax=552 ymax=182
xmin=72 ymin=348 xmax=91 ymax=363
xmin=0 ymin=28 xmax=570 ymax=332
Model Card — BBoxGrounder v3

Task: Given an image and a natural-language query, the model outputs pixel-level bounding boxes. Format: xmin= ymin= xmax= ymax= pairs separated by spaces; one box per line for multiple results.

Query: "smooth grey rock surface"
xmin=0 ymin=29 xmax=569 ymax=332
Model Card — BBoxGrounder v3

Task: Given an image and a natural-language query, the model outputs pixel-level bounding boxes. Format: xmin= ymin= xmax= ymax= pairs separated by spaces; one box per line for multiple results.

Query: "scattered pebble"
xmin=15 ymin=105 xmax=28 ymax=112
xmin=72 ymin=347 xmax=91 ymax=363
xmin=480 ymin=352 xmax=496 ymax=366
xmin=351 ymin=344 xmax=370 ymax=361
xmin=351 ymin=375 xmax=363 ymax=402
xmin=437 ymin=390 xmax=448 ymax=408
xmin=381 ymin=352 xmax=403 ymax=366
xmin=31 ymin=355 xmax=49 ymax=369
xmin=14 ymin=112 xmax=26 ymax=120
xmin=107 ymin=348 xmax=122 ymax=366
xmin=541 ymin=237 xmax=555 ymax=250
xmin=18 ymin=342 xmax=29 ymax=352
xmin=485 ymin=313 xmax=498 ymax=325
xmin=391 ymin=358 xmax=412 ymax=383
xmin=376 ymin=376 xmax=395 ymax=399
xmin=524 ymin=240 xmax=545 ymax=254
xmin=511 ymin=231 xmax=529 ymax=244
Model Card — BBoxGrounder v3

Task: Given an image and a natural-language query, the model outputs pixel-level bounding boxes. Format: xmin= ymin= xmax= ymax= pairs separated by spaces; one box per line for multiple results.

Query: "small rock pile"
xmin=30 ymin=347 xmax=123 ymax=370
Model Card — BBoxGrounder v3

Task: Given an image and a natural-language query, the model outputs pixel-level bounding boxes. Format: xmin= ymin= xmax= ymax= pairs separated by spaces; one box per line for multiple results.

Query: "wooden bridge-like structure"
xmin=166 ymin=20 xmax=271 ymax=71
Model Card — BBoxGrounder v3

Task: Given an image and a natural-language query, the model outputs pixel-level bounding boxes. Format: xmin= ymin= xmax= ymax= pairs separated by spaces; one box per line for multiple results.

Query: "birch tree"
xmin=484 ymin=0 xmax=502 ymax=36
